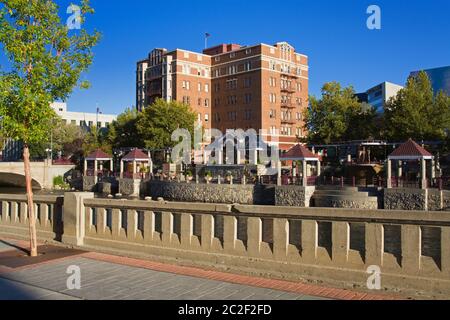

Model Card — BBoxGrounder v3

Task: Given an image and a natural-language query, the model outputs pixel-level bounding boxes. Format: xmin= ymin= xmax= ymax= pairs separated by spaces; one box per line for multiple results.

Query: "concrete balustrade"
xmin=1 ymin=192 xmax=450 ymax=295
xmin=0 ymin=194 xmax=63 ymax=242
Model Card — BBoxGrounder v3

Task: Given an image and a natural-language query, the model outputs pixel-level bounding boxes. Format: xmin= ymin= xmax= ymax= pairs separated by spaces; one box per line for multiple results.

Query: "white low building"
xmin=51 ymin=102 xmax=117 ymax=129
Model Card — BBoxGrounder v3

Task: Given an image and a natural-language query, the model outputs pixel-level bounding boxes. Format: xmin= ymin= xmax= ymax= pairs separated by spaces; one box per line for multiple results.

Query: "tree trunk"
xmin=23 ymin=145 xmax=38 ymax=257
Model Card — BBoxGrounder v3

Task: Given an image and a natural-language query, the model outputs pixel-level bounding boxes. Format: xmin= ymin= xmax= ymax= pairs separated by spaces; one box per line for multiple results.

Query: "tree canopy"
xmin=106 ymin=107 xmax=144 ymax=149
xmin=304 ymin=82 xmax=377 ymax=144
xmin=384 ymin=71 xmax=450 ymax=141
xmin=137 ymin=99 xmax=197 ymax=150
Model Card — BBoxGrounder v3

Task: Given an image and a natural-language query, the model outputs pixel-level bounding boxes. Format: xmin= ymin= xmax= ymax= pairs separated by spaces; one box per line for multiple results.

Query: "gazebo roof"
xmin=85 ymin=149 xmax=112 ymax=161
xmin=280 ymin=144 xmax=320 ymax=161
xmin=122 ymin=149 xmax=150 ymax=162
xmin=388 ymin=139 xmax=433 ymax=160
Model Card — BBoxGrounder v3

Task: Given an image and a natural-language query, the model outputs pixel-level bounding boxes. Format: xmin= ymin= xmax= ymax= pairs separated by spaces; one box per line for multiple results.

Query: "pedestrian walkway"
xmin=0 ymin=238 xmax=400 ymax=300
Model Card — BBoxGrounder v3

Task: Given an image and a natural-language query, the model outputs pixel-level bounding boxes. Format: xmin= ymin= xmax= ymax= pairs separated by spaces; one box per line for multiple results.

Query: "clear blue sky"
xmin=10 ymin=0 xmax=450 ymax=115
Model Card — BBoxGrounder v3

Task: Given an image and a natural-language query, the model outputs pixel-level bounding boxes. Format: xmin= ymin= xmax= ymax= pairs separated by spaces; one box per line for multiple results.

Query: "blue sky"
xmin=3 ymin=0 xmax=450 ymax=115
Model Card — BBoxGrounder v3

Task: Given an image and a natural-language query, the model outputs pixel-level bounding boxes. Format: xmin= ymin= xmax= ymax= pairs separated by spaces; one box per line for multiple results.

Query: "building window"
xmin=244 ymin=110 xmax=252 ymax=120
xmin=245 ymin=93 xmax=252 ymax=104
xmin=269 ymin=93 xmax=277 ymax=103
xmin=205 ymin=114 xmax=209 ymax=122
xmin=205 ymin=84 xmax=209 ymax=93
xmin=228 ymin=65 xmax=237 ymax=75
xmin=214 ymin=112 xmax=221 ymax=122
xmin=297 ymin=82 xmax=302 ymax=92
xmin=197 ymin=113 xmax=202 ymax=122
xmin=230 ymin=52 xmax=236 ymax=58
xmin=244 ymin=61 xmax=251 ymax=71
xmin=205 ymin=99 xmax=209 ymax=107
xmin=214 ymin=83 xmax=220 ymax=92
xmin=244 ymin=77 xmax=252 ymax=88
xmin=227 ymin=111 xmax=237 ymax=121
xmin=269 ymin=109 xmax=276 ymax=119
xmin=198 ymin=83 xmax=202 ymax=91
xmin=198 ymin=98 xmax=202 ymax=106
xmin=246 ymin=48 xmax=252 ymax=54
xmin=215 ymin=57 xmax=220 ymax=62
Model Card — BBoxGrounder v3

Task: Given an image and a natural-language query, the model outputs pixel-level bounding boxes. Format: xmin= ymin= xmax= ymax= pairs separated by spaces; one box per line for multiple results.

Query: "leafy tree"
xmin=0 ymin=0 xmax=100 ymax=256
xmin=137 ymin=99 xmax=196 ymax=150
xmin=107 ymin=107 xmax=144 ymax=149
xmin=384 ymin=71 xmax=450 ymax=142
xmin=304 ymin=82 xmax=377 ymax=144
xmin=82 ymin=125 xmax=111 ymax=156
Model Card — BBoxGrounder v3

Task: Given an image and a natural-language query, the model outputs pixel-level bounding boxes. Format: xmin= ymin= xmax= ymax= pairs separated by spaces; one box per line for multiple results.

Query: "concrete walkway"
xmin=0 ymin=239 xmax=398 ymax=301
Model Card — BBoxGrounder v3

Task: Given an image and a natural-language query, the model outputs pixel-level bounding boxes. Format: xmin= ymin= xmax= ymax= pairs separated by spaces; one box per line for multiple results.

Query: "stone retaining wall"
xmin=384 ymin=188 xmax=450 ymax=211
xmin=147 ymin=180 xmax=312 ymax=206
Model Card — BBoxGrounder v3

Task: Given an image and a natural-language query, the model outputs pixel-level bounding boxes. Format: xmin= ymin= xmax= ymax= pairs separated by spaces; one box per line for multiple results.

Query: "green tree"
xmin=137 ymin=99 xmax=196 ymax=150
xmin=107 ymin=107 xmax=144 ymax=149
xmin=384 ymin=71 xmax=450 ymax=141
xmin=0 ymin=0 xmax=100 ymax=256
xmin=304 ymin=82 xmax=377 ymax=144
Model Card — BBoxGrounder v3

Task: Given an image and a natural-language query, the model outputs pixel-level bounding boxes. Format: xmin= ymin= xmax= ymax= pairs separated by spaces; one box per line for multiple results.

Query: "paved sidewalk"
xmin=0 ymin=239 xmax=399 ymax=301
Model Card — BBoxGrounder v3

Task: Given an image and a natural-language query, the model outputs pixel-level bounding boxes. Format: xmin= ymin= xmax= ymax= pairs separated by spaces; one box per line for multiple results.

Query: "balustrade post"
xmin=401 ymin=225 xmax=421 ymax=273
xmin=332 ymin=222 xmax=350 ymax=264
xmin=301 ymin=220 xmax=318 ymax=261
xmin=161 ymin=211 xmax=173 ymax=244
xmin=201 ymin=214 xmax=214 ymax=249
xmin=273 ymin=218 xmax=289 ymax=260
xmin=143 ymin=211 xmax=154 ymax=241
xmin=365 ymin=223 xmax=384 ymax=266
xmin=19 ymin=202 xmax=27 ymax=224
xmin=180 ymin=213 xmax=193 ymax=247
xmin=223 ymin=216 xmax=237 ymax=252
xmin=127 ymin=209 xmax=137 ymax=240
xmin=247 ymin=217 xmax=262 ymax=256
xmin=111 ymin=209 xmax=121 ymax=237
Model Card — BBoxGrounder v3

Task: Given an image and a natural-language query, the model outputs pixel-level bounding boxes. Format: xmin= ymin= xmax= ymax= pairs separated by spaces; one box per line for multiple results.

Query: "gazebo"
xmin=84 ymin=149 xmax=113 ymax=182
xmin=280 ymin=144 xmax=321 ymax=186
xmin=387 ymin=139 xmax=434 ymax=189
xmin=120 ymin=149 xmax=152 ymax=179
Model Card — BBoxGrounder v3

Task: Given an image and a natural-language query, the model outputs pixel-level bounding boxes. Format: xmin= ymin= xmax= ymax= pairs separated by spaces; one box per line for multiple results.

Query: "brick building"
xmin=136 ymin=41 xmax=309 ymax=150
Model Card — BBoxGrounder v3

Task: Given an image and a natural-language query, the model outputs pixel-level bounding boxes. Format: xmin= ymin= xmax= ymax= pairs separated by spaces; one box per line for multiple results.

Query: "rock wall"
xmin=384 ymin=188 xmax=450 ymax=211
xmin=314 ymin=197 xmax=378 ymax=210
xmin=82 ymin=176 xmax=96 ymax=192
xmin=147 ymin=181 xmax=311 ymax=206
xmin=384 ymin=188 xmax=427 ymax=210
xmin=274 ymin=186 xmax=315 ymax=207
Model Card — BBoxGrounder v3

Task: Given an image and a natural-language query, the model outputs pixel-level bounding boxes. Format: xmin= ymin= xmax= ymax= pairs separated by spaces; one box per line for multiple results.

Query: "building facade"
xmin=357 ymin=82 xmax=404 ymax=113
xmin=410 ymin=66 xmax=450 ymax=96
xmin=51 ymin=102 xmax=117 ymax=129
xmin=136 ymin=42 xmax=309 ymax=150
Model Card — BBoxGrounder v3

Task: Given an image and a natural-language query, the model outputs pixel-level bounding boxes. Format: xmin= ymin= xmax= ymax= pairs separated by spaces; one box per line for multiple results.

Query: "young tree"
xmin=137 ymin=99 xmax=196 ymax=150
xmin=0 ymin=0 xmax=100 ymax=256
xmin=384 ymin=71 xmax=450 ymax=142
xmin=304 ymin=82 xmax=376 ymax=144
xmin=107 ymin=107 xmax=144 ymax=149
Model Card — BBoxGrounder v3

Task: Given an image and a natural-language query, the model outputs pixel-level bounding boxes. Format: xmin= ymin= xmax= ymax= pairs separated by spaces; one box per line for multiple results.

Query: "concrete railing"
xmin=0 ymin=194 xmax=64 ymax=241
xmin=67 ymin=193 xmax=450 ymax=295
xmin=1 ymin=192 xmax=450 ymax=296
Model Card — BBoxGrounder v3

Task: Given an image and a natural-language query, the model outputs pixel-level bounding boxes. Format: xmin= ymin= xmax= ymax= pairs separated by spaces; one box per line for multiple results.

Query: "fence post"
xmin=61 ymin=192 xmax=94 ymax=246
xmin=341 ymin=176 xmax=344 ymax=187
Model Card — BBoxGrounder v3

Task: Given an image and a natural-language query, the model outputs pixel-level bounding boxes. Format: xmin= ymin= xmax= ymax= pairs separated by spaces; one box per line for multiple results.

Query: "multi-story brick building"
xmin=136 ymin=41 xmax=309 ymax=150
